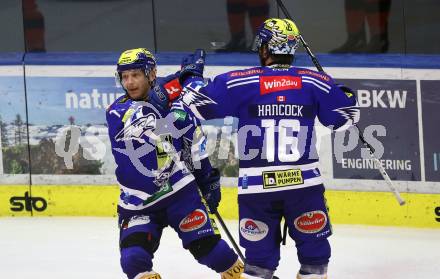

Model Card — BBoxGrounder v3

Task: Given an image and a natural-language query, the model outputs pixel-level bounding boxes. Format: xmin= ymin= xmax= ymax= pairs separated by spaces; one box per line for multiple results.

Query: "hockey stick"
xmin=274 ymin=0 xmax=405 ymax=206
xmin=275 ymin=0 xmax=323 ymax=72
xmin=214 ymin=211 xmax=245 ymax=262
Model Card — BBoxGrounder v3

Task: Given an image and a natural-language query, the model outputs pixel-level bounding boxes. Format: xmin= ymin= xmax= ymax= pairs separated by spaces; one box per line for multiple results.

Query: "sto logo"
xmin=239 ymin=218 xmax=269 ymax=241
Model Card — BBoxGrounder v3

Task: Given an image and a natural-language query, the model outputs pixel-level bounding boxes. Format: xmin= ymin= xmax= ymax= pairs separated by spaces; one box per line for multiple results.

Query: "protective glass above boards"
xmin=0 ymin=0 xmax=25 ymax=52
xmin=2 ymin=0 xmax=440 ymax=54
xmin=21 ymin=0 xmax=155 ymax=52
xmin=277 ymin=0 xmax=439 ymax=54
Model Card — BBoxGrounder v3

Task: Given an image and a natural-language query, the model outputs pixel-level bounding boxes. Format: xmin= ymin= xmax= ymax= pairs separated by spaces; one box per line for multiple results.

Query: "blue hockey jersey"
xmin=180 ymin=65 xmax=359 ymax=195
xmin=106 ymin=78 xmax=212 ymax=215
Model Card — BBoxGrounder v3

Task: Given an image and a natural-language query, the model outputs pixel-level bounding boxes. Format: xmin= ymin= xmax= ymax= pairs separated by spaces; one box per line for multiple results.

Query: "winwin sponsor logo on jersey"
xmin=239 ymin=218 xmax=269 ymax=241
xmin=179 ymin=209 xmax=207 ymax=232
xmin=260 ymin=76 xmax=301 ymax=95
xmin=262 ymin=169 xmax=303 ymax=189
xmin=294 ymin=210 xmax=327 ymax=234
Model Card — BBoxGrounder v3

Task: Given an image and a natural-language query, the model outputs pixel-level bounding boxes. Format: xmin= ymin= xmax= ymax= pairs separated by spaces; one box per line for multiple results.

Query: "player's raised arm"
xmin=178 ymin=49 xmax=237 ymax=120
xmin=314 ymin=79 xmax=360 ymax=131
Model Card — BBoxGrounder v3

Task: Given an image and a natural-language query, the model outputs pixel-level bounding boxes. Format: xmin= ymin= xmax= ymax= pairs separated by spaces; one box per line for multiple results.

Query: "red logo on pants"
xmin=294 ymin=210 xmax=327 ymax=233
xmin=260 ymin=76 xmax=301 ymax=95
xmin=179 ymin=209 xmax=207 ymax=232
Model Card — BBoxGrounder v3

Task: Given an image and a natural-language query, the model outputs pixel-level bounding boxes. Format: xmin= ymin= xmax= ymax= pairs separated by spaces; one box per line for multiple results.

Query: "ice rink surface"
xmin=1 ymin=217 xmax=439 ymax=279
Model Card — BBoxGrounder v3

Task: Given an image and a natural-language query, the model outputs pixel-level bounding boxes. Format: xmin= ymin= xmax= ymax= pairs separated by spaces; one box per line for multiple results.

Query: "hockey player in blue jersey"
xmin=106 ymin=48 xmax=244 ymax=279
xmin=177 ymin=19 xmax=360 ymax=279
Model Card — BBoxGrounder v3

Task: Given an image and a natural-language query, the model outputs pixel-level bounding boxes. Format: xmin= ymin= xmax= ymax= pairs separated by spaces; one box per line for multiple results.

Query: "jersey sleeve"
xmin=180 ymin=74 xmax=235 ymax=120
xmin=105 ymin=109 xmax=120 ymax=141
xmin=314 ymin=80 xmax=360 ymax=130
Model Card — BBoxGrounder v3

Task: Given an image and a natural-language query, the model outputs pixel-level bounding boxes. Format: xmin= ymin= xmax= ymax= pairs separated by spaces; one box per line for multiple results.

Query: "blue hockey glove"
xmin=179 ymin=49 xmax=206 ymax=84
xmin=198 ymin=168 xmax=221 ymax=213
xmin=149 ymin=83 xmax=169 ymax=111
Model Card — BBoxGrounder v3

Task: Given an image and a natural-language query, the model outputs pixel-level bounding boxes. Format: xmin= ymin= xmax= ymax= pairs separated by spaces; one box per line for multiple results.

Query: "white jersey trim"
xmin=227 ymin=79 xmax=260 ymax=89
xmin=302 ymin=76 xmax=331 ymax=93
xmin=226 ymin=75 xmax=259 ymax=85
xmin=302 ymin=76 xmax=331 ymax=90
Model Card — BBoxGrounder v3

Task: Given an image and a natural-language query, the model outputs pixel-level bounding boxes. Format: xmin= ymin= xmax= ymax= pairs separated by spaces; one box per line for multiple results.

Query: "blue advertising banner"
xmin=421 ymin=80 xmax=440 ymax=182
xmin=332 ymin=79 xmax=421 ymax=181
xmin=26 ymin=77 xmax=123 ymax=126
xmin=24 ymin=76 xmax=124 ymax=175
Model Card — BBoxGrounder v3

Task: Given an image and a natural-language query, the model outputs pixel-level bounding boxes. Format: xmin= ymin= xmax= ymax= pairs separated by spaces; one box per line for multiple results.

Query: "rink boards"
xmin=0 ymin=184 xmax=439 ymax=228
xmin=0 ymin=53 xmax=439 ymax=227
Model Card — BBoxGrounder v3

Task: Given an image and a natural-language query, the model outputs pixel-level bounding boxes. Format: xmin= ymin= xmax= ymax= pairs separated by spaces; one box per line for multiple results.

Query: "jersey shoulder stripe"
xmin=302 ymin=76 xmax=331 ymax=93
xmin=296 ymin=69 xmax=331 ymax=82
xmin=226 ymin=75 xmax=260 ymax=85
xmin=225 ymin=67 xmax=263 ymax=89
xmin=227 ymin=77 xmax=260 ymax=89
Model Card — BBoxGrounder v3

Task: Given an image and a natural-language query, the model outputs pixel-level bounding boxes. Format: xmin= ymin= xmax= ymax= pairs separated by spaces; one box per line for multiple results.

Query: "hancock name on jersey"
xmin=257 ymin=104 xmax=304 ymax=117
xmin=115 ymin=113 xmax=156 ymax=142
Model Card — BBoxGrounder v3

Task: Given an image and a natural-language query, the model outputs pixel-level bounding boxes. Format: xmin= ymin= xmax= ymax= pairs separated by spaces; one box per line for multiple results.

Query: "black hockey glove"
xmin=179 ymin=49 xmax=206 ymax=84
xmin=198 ymin=168 xmax=221 ymax=213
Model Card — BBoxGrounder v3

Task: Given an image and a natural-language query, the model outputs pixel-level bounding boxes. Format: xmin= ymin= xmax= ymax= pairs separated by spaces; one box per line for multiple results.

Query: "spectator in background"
xmin=331 ymin=0 xmax=391 ymax=53
xmin=23 ymin=0 xmax=46 ymax=52
xmin=218 ymin=0 xmax=269 ymax=52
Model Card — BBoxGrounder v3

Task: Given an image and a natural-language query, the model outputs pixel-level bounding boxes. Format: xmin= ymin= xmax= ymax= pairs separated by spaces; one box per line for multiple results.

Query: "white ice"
xmin=1 ymin=217 xmax=439 ymax=279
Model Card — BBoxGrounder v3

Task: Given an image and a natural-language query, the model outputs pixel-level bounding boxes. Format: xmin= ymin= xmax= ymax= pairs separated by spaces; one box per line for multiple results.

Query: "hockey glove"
xmin=198 ymin=168 xmax=221 ymax=213
xmin=179 ymin=49 xmax=206 ymax=84
xmin=149 ymin=83 xmax=169 ymax=111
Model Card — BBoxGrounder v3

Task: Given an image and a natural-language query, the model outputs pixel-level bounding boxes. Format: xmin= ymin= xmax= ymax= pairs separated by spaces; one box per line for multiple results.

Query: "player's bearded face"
xmin=121 ymin=69 xmax=153 ymax=101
